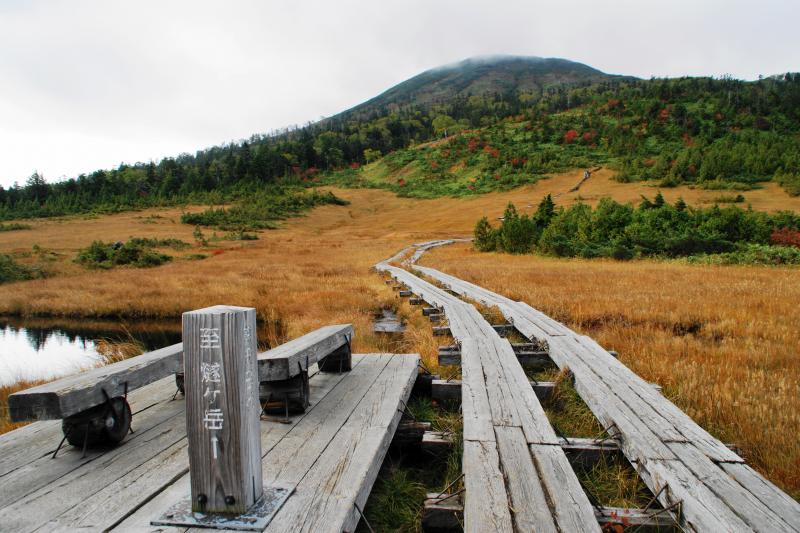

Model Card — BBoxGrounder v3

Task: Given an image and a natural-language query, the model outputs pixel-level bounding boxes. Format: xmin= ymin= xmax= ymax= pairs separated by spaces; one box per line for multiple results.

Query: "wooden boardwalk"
xmin=382 ymin=240 xmax=800 ymax=532
xmin=377 ymin=257 xmax=601 ymax=533
xmin=0 ymin=353 xmax=418 ymax=533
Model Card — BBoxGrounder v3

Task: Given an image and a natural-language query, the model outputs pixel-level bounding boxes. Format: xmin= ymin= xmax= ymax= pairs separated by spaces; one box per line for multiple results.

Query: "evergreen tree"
xmin=473 ymin=217 xmax=496 ymax=251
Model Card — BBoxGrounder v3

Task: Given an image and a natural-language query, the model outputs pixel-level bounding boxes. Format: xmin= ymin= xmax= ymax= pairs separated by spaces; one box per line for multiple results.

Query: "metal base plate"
xmin=151 ymin=486 xmax=292 ymax=531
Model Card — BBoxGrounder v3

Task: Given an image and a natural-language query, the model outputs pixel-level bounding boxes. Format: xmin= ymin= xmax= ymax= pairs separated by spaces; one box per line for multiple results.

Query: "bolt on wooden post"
xmin=183 ymin=305 xmax=262 ymax=514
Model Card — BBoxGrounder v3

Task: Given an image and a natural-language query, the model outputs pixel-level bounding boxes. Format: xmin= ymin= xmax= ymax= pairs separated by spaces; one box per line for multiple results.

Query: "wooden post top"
xmin=183 ymin=305 xmax=255 ymax=315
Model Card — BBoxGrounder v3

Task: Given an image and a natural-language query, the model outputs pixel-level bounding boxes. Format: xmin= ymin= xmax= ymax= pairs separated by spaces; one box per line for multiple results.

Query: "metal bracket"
xmin=151 ymin=485 xmax=293 ymax=531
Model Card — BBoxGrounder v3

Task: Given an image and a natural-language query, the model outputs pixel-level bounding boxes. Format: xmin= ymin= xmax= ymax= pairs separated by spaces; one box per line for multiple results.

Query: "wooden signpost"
xmin=183 ymin=305 xmax=262 ymax=514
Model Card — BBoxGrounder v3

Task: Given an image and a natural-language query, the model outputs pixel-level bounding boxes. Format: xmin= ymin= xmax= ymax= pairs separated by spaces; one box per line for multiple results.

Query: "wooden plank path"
xmin=402 ymin=241 xmax=800 ymax=532
xmin=377 ymin=255 xmax=601 ymax=533
xmin=0 ymin=353 xmax=418 ymax=532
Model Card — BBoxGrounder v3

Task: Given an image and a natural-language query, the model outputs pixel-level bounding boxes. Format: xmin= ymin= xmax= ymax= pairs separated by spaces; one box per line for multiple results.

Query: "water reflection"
xmin=0 ymin=319 xmax=181 ymax=387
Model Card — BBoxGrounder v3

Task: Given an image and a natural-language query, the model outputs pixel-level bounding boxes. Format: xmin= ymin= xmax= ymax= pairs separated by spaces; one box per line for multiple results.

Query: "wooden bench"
xmin=258 ymin=324 xmax=353 ymax=413
xmin=8 ymin=343 xmax=184 ymax=455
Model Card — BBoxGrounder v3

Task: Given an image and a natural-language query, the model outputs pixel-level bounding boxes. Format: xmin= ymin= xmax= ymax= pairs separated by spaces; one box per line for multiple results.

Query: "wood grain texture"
xmin=183 ymin=305 xmax=262 ymax=514
xmin=495 ymin=426 xmax=558 ymax=533
xmin=463 ymin=440 xmax=514 ymax=533
xmin=8 ymin=342 xmax=182 ymax=421
xmin=258 ymin=324 xmax=353 ymax=381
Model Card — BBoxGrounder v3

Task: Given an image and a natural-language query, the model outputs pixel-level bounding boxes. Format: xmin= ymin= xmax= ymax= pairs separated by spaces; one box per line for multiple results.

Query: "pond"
xmin=0 ymin=318 xmax=182 ymax=387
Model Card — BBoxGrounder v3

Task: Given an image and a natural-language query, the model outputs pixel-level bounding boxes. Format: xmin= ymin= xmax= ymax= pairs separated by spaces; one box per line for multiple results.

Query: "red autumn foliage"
xmin=397 ymin=178 xmax=406 ymax=187
xmin=582 ymin=130 xmax=596 ymax=143
xmin=467 ymin=184 xmax=475 ymax=190
xmin=563 ymin=129 xmax=579 ymax=144
xmin=211 ymin=249 xmax=225 ymax=256
xmin=349 ymin=162 xmax=360 ymax=169
xmin=482 ymin=145 xmax=500 ymax=158
xmin=467 ymin=137 xmax=481 ymax=152
xmin=682 ymin=133 xmax=694 ymax=147
xmin=770 ymin=228 xmax=800 ymax=248
xmin=430 ymin=161 xmax=439 ymax=170
xmin=494 ymin=173 xmax=501 ymax=180
xmin=643 ymin=158 xmax=657 ymax=167
xmin=658 ymin=108 xmax=670 ymax=121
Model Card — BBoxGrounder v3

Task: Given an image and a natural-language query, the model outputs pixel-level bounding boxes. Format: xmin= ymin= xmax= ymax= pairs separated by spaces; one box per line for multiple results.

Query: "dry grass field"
xmin=0 ymin=170 xmax=798 ymax=497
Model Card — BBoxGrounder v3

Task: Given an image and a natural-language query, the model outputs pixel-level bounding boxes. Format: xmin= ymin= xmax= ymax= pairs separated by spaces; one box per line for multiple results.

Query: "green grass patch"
xmin=359 ymin=397 xmax=463 ymax=533
xmin=544 ymin=370 xmax=605 ymax=438
xmin=710 ymin=193 xmax=745 ymax=204
xmin=181 ymin=189 xmax=348 ymax=230
xmin=686 ymin=243 xmax=800 ymax=266
xmin=0 ymin=223 xmax=31 ymax=232
xmin=76 ymin=239 xmax=173 ymax=269
xmin=574 ymin=458 xmax=653 ymax=508
xmin=0 ymin=254 xmax=44 ymax=284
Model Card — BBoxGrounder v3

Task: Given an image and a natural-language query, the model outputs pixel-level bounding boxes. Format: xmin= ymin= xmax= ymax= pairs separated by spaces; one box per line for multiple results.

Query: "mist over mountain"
xmin=341 ymin=55 xmax=628 ymax=118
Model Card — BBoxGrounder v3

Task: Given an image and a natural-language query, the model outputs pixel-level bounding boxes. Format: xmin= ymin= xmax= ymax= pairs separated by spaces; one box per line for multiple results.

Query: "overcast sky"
xmin=1 ymin=0 xmax=797 ymax=188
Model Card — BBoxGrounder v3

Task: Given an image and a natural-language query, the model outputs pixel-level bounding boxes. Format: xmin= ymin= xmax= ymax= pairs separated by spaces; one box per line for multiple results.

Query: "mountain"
xmin=341 ymin=55 xmax=627 ymax=117
xmin=2 ymin=57 xmax=799 ymax=219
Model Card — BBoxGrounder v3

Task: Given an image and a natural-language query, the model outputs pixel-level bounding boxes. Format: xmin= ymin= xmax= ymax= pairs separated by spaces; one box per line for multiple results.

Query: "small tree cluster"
xmin=475 ymin=194 xmax=800 ymax=260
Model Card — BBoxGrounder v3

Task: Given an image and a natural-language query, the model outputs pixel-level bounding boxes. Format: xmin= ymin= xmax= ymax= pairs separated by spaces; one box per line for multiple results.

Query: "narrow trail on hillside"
xmin=554 ymin=165 xmax=603 ymax=198
xmin=376 ymin=239 xmax=800 ymax=532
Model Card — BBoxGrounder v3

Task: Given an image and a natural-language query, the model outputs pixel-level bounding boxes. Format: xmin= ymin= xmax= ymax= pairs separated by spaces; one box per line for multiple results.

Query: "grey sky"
xmin=1 ymin=0 xmax=797 ymax=187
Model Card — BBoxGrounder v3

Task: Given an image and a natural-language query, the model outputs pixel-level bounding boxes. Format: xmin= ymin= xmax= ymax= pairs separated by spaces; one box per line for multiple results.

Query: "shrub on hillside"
xmin=474 ymin=195 xmax=800 ymax=262
xmin=0 ymin=254 xmax=41 ymax=284
xmin=76 ymin=240 xmax=172 ymax=269
xmin=182 ymin=190 xmax=348 ymax=230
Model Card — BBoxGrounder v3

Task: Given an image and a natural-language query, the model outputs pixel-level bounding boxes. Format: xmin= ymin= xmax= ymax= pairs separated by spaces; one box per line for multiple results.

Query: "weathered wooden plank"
xmin=0 ymin=376 xmax=178 ymax=503
xmin=437 ymin=347 xmax=552 ymax=367
xmin=0 ymin=407 xmax=188 ymax=531
xmin=459 ymin=339 xmax=495 ymax=443
xmin=262 ymin=354 xmax=419 ymax=533
xmin=546 ymin=336 xmax=676 ymax=462
xmin=643 ymin=458 xmax=754 ymax=532
xmin=478 ymin=337 xmax=559 ymax=445
xmin=0 ymin=379 xmax=184 ymax=511
xmin=258 ymin=324 xmax=353 ymax=381
xmin=463 ymin=440 xmax=514 ymax=533
xmin=564 ymin=337 xmax=687 ymax=444
xmin=431 ymin=378 xmax=556 ymax=402
xmin=531 ymin=444 xmax=602 ymax=532
xmin=494 ymin=426 xmax=558 ymax=533
xmin=8 ymin=343 xmax=183 ymax=421
xmin=719 ymin=463 xmax=800 ymax=531
xmin=573 ymin=334 xmax=741 ymax=463
xmin=109 ymin=358 xmax=363 ymax=533
xmin=422 ymin=492 xmax=463 ymax=531
xmin=561 ymin=437 xmax=625 ymax=469
xmin=260 ymin=355 xmax=394 ymax=489
xmin=666 ymin=441 xmax=795 ymax=532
